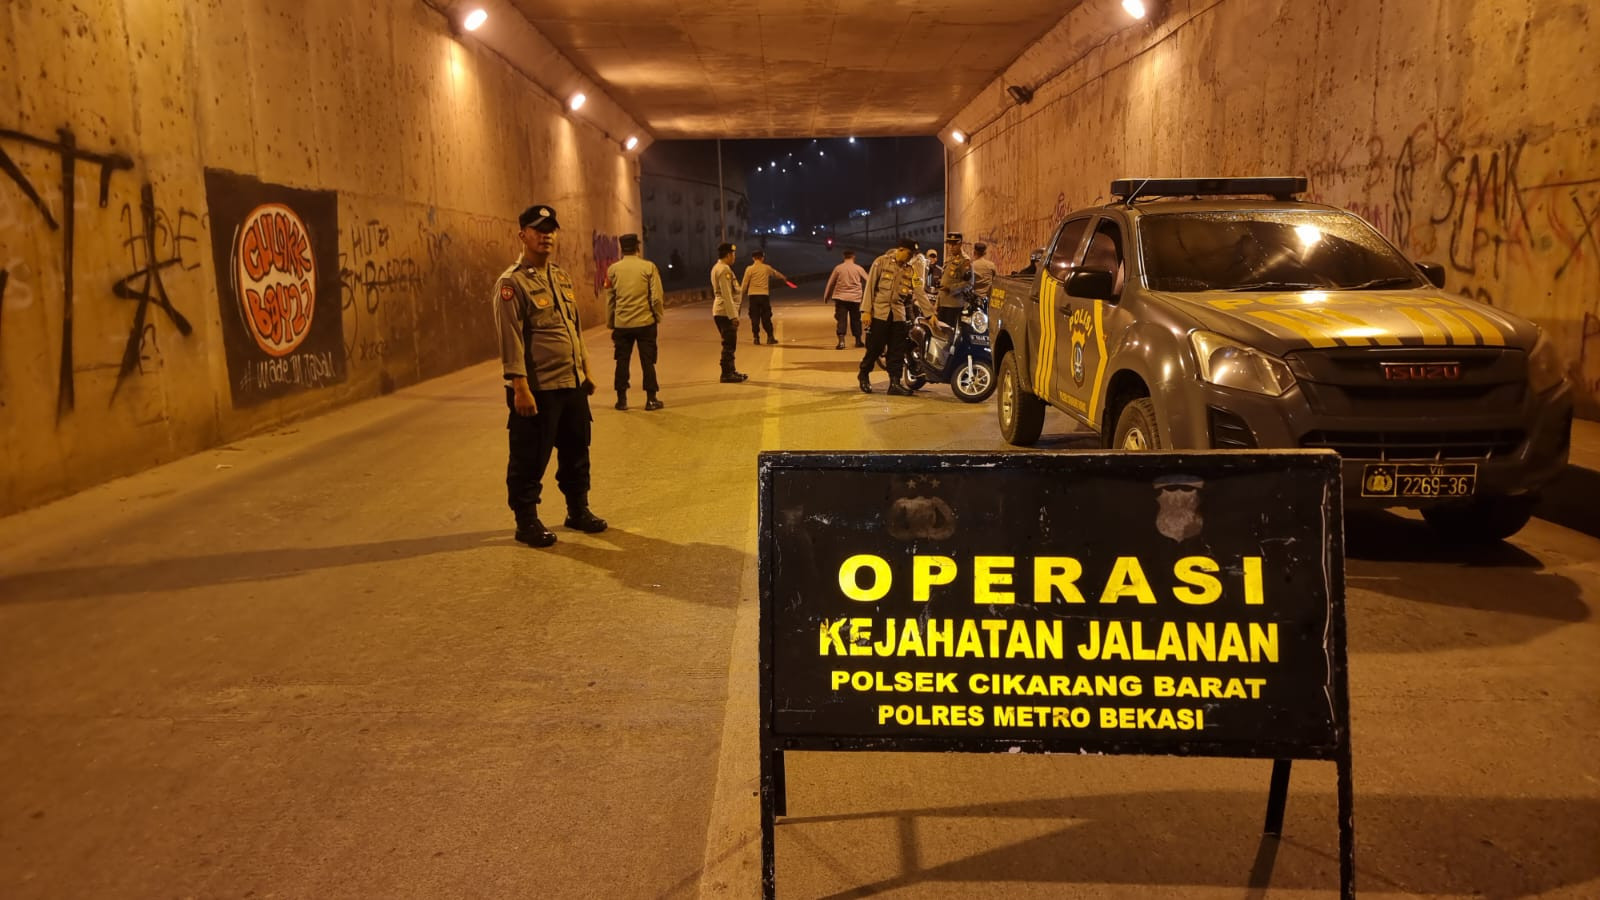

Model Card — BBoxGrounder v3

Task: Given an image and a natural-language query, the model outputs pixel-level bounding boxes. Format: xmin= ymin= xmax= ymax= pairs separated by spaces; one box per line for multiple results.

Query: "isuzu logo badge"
xmin=1380 ymin=362 xmax=1461 ymax=381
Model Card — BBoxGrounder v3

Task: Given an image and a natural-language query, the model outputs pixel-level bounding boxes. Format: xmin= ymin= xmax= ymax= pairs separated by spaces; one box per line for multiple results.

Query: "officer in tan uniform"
xmin=604 ymin=233 xmax=664 ymax=411
xmin=494 ymin=203 xmax=608 ymax=548
xmin=936 ymin=231 xmax=975 ymax=329
xmin=857 ymin=238 xmax=920 ymax=395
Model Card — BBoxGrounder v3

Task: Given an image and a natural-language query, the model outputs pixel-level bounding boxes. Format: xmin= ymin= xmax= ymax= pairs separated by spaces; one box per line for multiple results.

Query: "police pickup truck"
xmin=989 ymin=177 xmax=1574 ymax=541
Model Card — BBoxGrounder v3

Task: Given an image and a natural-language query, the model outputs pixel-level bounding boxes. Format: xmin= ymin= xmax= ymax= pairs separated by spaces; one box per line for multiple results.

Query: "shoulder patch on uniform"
xmin=500 ymin=282 xmax=515 ymax=302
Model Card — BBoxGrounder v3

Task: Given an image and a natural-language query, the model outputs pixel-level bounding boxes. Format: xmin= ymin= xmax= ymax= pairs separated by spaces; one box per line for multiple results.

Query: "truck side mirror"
xmin=1065 ymin=268 xmax=1116 ymax=300
xmin=1416 ymin=261 xmax=1446 ymax=288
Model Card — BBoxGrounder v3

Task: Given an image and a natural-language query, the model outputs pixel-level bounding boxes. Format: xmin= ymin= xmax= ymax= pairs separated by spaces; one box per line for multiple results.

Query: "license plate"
xmin=1360 ymin=463 xmax=1477 ymax=498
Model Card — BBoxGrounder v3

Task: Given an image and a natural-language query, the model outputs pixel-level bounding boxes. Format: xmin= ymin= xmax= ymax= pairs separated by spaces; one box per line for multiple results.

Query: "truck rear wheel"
xmin=1112 ymin=397 xmax=1166 ymax=450
xmin=998 ymin=354 xmax=1045 ymax=446
xmin=1421 ymin=495 xmax=1536 ymax=543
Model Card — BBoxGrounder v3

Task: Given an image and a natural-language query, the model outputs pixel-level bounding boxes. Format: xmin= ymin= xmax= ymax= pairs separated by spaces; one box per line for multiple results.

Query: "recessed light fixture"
xmin=624 ymin=136 xmax=639 ymax=151
xmin=1122 ymin=0 xmax=1147 ymax=19
xmin=951 ymin=130 xmax=967 ymax=144
xmin=569 ymin=92 xmax=587 ymax=111
xmin=463 ymin=8 xmax=488 ymax=31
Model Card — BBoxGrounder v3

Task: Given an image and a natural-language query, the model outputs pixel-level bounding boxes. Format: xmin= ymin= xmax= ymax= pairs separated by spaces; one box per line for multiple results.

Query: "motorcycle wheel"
xmin=952 ymin=358 xmax=997 ymax=403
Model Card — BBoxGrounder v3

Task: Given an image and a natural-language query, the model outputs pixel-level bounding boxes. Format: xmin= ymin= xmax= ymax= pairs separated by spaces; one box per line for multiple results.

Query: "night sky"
xmin=642 ymin=136 xmax=944 ymax=232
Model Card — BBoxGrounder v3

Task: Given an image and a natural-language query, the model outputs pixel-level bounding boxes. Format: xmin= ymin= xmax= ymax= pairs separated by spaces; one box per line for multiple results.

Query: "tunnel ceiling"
xmin=505 ymin=0 xmax=1084 ymax=139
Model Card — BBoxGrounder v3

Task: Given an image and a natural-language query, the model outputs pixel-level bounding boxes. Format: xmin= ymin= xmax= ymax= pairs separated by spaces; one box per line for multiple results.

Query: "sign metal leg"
xmin=1262 ymin=758 xmax=1292 ymax=836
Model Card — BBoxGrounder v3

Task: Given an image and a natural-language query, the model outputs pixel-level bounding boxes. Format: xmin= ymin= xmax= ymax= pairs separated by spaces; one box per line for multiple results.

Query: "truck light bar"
xmin=1110 ymin=177 xmax=1309 ymax=202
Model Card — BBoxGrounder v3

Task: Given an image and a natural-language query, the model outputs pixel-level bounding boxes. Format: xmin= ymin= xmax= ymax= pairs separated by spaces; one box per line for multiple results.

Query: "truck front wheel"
xmin=998 ymin=354 xmax=1045 ymax=446
xmin=1112 ymin=397 xmax=1166 ymax=450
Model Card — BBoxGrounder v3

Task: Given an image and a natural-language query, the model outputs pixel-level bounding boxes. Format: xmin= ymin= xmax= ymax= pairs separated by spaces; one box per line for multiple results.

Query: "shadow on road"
xmin=1536 ymin=463 xmax=1600 ymax=541
xmin=0 ymin=531 xmax=507 ymax=605
xmin=776 ymin=787 xmax=1600 ymax=898
xmin=543 ymin=527 xmax=749 ymax=609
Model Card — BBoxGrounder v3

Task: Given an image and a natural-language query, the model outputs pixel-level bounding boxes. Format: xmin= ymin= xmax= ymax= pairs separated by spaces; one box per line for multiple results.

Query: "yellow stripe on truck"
xmin=1036 ymin=279 xmax=1057 ymax=401
xmin=1424 ymin=307 xmax=1478 ymax=345
xmin=1397 ymin=307 xmax=1449 ymax=345
xmin=1089 ymin=299 xmax=1108 ymax=423
xmin=1249 ymin=311 xmax=1338 ymax=348
xmin=1449 ymin=306 xmax=1505 ymax=346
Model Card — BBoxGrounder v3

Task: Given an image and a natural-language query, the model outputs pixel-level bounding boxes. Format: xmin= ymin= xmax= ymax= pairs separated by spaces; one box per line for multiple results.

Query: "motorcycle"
xmin=903 ymin=289 xmax=997 ymax=403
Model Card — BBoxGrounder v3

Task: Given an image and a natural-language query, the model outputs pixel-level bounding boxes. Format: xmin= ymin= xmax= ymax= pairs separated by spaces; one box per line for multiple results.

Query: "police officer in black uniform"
xmin=494 ymin=204 xmax=608 ymax=547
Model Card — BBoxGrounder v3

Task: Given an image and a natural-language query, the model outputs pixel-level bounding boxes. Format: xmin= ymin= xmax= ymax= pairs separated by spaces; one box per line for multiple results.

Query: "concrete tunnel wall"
xmin=0 ymin=0 xmax=640 ymax=515
xmin=949 ymin=0 xmax=1600 ymax=416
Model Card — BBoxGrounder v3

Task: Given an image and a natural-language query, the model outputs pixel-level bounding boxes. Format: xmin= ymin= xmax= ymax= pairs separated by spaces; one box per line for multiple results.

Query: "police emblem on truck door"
xmin=1069 ymin=308 xmax=1094 ymax=386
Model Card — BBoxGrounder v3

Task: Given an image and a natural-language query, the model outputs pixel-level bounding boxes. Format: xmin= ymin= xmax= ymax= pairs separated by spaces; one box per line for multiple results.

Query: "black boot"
xmin=564 ymin=502 xmax=608 ymax=533
xmin=614 ymin=391 xmax=628 ymax=411
xmin=514 ymin=512 xmax=557 ymax=548
xmin=644 ymin=393 xmax=664 ymax=411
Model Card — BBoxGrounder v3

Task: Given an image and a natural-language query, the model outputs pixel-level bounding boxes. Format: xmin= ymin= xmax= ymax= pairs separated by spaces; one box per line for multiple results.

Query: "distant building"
xmin=829 ymin=195 xmax=945 ymax=255
xmin=641 ymin=145 xmax=750 ymax=290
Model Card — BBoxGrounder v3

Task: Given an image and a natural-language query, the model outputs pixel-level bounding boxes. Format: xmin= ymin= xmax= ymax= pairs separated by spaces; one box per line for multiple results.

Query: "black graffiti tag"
xmin=110 ymin=182 xmax=194 ymax=397
xmin=0 ymin=126 xmax=134 ymax=417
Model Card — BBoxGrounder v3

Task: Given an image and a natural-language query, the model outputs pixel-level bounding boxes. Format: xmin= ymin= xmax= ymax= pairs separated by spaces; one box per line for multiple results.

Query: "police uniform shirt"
xmin=711 ymin=261 xmax=741 ymax=317
xmin=494 ymin=257 xmax=589 ymax=390
xmin=605 ymin=255 xmax=663 ymax=329
xmin=938 ymin=253 xmax=974 ymax=308
xmin=864 ymin=251 xmax=915 ymax=322
xmin=739 ymin=260 xmax=787 ymax=297
xmin=971 ymin=257 xmax=998 ymax=297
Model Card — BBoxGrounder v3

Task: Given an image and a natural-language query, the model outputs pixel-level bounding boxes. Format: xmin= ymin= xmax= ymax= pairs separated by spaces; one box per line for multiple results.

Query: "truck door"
xmin=1056 ymin=216 xmax=1126 ymax=426
xmin=1031 ymin=217 xmax=1091 ymax=412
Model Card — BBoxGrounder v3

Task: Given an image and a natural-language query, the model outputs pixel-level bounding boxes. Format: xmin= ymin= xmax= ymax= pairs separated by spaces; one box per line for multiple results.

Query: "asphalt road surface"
xmin=2 ymin=289 xmax=1597 ymax=899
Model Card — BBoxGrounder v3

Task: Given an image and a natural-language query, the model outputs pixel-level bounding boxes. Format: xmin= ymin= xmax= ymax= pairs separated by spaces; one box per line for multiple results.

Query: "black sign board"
xmin=758 ymin=451 xmax=1352 ymax=898
xmin=204 ymin=169 xmax=346 ymax=407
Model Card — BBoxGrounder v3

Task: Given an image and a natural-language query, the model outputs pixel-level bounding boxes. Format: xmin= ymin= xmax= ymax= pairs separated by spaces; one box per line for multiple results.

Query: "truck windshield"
xmin=1138 ymin=210 xmax=1422 ymax=292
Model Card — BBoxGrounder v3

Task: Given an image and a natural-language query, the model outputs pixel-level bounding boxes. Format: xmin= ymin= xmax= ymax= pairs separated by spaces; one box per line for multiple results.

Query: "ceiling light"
xmin=462 ymin=8 xmax=488 ymax=31
xmin=569 ymin=92 xmax=587 ymax=111
xmin=624 ymin=136 xmax=639 ymax=151
xmin=848 ymin=137 xmax=855 ymax=143
xmin=1122 ymin=0 xmax=1147 ymax=18
xmin=951 ymin=130 xmax=967 ymax=144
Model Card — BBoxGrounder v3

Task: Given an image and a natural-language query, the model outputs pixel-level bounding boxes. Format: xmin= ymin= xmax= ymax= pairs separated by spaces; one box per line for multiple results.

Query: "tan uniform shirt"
xmin=971 ymin=257 xmax=998 ymax=298
xmin=711 ymin=261 xmax=741 ymax=317
xmin=863 ymin=251 xmax=916 ymax=322
xmin=494 ymin=257 xmax=590 ymax=390
xmin=938 ymin=253 xmax=974 ymax=309
xmin=739 ymin=261 xmax=787 ymax=297
xmin=605 ymin=254 xmax=664 ymax=329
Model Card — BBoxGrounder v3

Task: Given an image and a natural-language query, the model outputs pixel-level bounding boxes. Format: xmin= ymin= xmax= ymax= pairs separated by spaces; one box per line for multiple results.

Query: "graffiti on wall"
xmin=340 ymin=219 xmax=421 ymax=363
xmin=592 ymin=230 xmax=621 ymax=292
xmin=1 ymin=126 xmax=135 ymax=416
xmin=109 ymin=182 xmax=200 ymax=395
xmin=204 ymin=169 xmax=345 ymax=406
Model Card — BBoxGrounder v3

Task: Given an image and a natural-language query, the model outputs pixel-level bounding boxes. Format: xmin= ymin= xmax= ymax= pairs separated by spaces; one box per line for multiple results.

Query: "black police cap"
xmin=519 ymin=205 xmax=561 ymax=231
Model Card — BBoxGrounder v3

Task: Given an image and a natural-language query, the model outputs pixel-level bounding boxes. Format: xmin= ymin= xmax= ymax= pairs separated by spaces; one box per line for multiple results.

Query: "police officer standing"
xmin=858 ymin=238 xmax=920 ymax=395
xmin=711 ymin=242 xmax=749 ymax=382
xmin=604 ymin=233 xmax=664 ymax=411
xmin=494 ymin=204 xmax=608 ymax=548
xmin=970 ymin=241 xmax=998 ymax=302
xmin=936 ymin=232 xmax=974 ymax=329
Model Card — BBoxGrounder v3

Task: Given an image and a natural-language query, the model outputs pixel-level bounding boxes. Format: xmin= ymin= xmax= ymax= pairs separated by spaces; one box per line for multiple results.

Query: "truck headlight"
xmin=1528 ymin=330 xmax=1567 ymax=394
xmin=1191 ymin=331 xmax=1296 ymax=397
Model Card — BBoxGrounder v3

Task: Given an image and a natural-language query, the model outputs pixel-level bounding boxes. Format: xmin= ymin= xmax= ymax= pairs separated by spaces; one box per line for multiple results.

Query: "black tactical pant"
xmin=612 ymin=324 xmax=659 ymax=393
xmin=937 ymin=305 xmax=961 ymax=330
xmin=713 ymin=315 xmax=739 ymax=374
xmin=833 ymin=300 xmax=862 ymax=339
xmin=859 ymin=317 xmax=909 ymax=381
xmin=747 ymin=295 xmax=775 ymax=341
xmin=506 ymin=386 xmax=591 ymax=519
